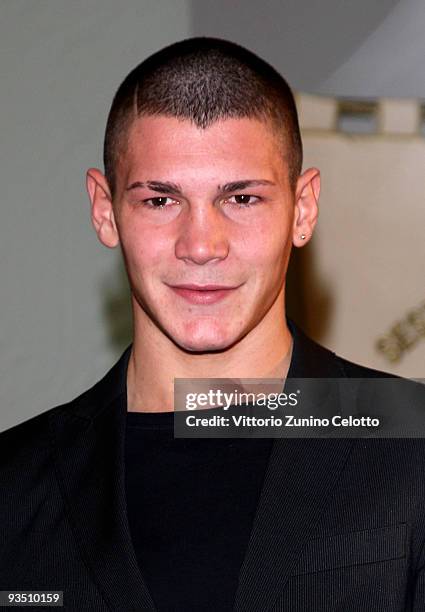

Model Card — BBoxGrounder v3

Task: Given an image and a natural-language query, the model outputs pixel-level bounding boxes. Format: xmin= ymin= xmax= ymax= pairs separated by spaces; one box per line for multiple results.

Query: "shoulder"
xmin=334 ymin=353 xmax=397 ymax=379
xmin=0 ymin=384 xmax=94 ymax=469
xmin=322 ymin=339 xmax=424 ymax=405
xmin=0 ymin=343 xmax=129 ymax=468
xmin=0 ymin=402 xmax=66 ymax=471
xmin=289 ymin=319 xmax=402 ymax=379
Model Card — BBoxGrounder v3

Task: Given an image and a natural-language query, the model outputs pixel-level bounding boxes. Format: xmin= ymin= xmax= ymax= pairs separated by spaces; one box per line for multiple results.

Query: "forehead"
xmin=117 ymin=115 xmax=288 ymax=186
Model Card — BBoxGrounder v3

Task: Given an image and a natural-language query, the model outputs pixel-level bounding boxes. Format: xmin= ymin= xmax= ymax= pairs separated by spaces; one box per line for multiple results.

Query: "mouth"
xmin=167 ymin=283 xmax=241 ymax=305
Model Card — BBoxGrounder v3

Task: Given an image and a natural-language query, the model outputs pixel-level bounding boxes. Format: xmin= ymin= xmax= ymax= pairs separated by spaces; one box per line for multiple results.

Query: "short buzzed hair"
xmin=103 ymin=37 xmax=303 ymax=199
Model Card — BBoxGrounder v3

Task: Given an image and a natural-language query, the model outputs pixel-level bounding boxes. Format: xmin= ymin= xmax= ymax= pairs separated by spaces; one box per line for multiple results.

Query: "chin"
xmin=172 ymin=320 xmax=240 ymax=353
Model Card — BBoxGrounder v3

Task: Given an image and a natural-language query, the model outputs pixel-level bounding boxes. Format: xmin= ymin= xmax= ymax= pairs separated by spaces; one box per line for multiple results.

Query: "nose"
xmin=175 ymin=203 xmax=229 ymax=265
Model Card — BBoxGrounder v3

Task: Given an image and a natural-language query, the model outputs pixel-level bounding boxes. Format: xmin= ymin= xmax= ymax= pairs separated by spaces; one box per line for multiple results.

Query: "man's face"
xmin=106 ymin=115 xmax=300 ymax=352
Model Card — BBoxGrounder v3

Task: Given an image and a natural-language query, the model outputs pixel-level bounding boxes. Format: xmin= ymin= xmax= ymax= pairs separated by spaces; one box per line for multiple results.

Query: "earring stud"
xmin=300 ymin=234 xmax=306 ymax=240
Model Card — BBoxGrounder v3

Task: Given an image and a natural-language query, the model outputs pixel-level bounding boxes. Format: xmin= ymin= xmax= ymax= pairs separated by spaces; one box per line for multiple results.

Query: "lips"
xmin=168 ymin=283 xmax=240 ymax=305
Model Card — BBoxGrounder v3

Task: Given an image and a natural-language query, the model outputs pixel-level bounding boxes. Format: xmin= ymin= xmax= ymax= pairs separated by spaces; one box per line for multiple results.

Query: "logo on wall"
xmin=376 ymin=301 xmax=425 ymax=362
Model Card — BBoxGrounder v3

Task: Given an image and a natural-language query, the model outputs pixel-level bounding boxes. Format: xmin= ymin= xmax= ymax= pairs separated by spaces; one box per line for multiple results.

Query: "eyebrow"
xmin=125 ymin=181 xmax=182 ymax=196
xmin=125 ymin=179 xmax=276 ymax=196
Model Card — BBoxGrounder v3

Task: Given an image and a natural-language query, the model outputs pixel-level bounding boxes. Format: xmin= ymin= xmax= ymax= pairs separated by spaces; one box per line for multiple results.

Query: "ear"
xmin=292 ymin=167 xmax=320 ymax=248
xmin=86 ymin=168 xmax=119 ymax=248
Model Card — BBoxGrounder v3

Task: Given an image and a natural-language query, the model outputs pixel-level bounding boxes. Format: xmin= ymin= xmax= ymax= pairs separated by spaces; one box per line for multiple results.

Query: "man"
xmin=1 ymin=37 xmax=424 ymax=611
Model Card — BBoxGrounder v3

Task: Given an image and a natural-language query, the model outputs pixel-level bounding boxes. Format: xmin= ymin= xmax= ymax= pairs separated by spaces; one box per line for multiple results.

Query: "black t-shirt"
xmin=124 ymin=410 xmax=273 ymax=611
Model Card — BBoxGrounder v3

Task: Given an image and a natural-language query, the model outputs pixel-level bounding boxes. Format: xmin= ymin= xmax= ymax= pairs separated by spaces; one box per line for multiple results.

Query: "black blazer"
xmin=1 ymin=321 xmax=425 ymax=611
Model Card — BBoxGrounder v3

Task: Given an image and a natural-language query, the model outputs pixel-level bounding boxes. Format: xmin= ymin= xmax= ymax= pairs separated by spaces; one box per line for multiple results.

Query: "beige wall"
xmin=295 ymin=94 xmax=425 ymax=377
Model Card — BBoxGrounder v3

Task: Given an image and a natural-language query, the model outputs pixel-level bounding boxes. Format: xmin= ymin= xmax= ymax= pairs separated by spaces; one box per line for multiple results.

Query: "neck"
xmin=126 ymin=299 xmax=293 ymax=413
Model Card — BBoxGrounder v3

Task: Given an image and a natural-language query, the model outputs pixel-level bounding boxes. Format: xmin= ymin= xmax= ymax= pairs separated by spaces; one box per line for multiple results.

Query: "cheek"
xmin=237 ymin=218 xmax=291 ymax=268
xmin=120 ymin=222 xmax=170 ymax=272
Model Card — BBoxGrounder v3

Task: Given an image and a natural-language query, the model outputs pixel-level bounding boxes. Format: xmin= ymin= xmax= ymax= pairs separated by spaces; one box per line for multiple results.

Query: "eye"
xmin=224 ymin=194 xmax=261 ymax=208
xmin=142 ymin=196 xmax=179 ymax=209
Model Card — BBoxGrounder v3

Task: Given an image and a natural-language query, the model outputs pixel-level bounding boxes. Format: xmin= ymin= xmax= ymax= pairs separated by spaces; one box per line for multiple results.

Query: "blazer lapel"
xmin=233 ymin=321 xmax=357 ymax=611
xmin=49 ymin=346 xmax=156 ymax=612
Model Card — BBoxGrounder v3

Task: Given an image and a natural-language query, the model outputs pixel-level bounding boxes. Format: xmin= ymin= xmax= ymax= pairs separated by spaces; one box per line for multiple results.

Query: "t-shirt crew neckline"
xmin=126 ymin=407 xmax=174 ymax=430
